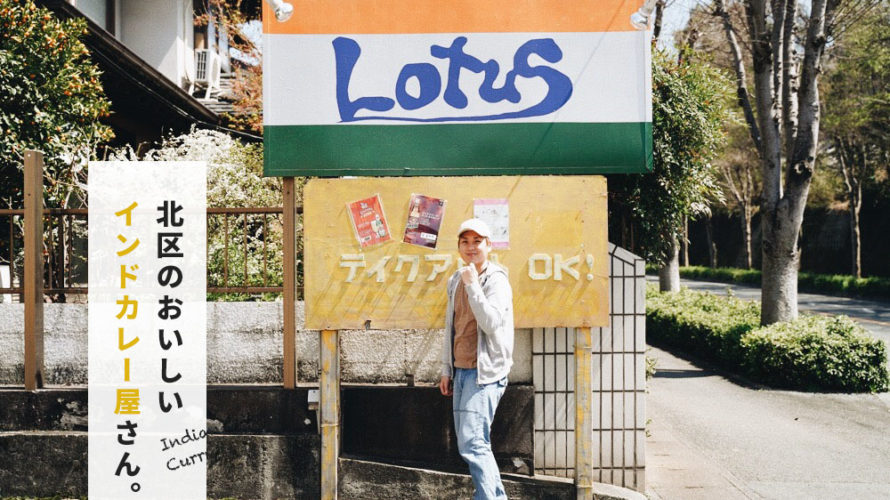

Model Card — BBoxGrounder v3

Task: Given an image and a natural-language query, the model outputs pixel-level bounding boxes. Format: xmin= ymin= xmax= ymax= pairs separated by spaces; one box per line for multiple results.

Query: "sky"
xmin=658 ymin=0 xmax=703 ymax=50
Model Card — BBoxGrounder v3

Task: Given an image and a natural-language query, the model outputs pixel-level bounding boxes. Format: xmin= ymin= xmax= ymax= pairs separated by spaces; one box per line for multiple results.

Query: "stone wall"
xmin=0 ymin=301 xmax=532 ymax=386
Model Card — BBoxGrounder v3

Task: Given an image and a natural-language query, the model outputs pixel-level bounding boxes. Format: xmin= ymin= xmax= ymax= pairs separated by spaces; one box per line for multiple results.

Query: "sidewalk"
xmin=646 ymin=414 xmax=756 ymax=500
xmin=644 ymin=346 xmax=760 ymax=500
xmin=645 ymin=345 xmax=890 ymax=500
xmin=645 ymin=276 xmax=890 ymax=499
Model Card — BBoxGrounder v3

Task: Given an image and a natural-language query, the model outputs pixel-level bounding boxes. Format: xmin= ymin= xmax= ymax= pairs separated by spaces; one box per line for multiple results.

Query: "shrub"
xmin=742 ymin=316 xmax=889 ymax=392
xmin=647 ymin=285 xmax=889 ymax=392
xmin=680 ymin=265 xmax=761 ymax=285
xmin=0 ymin=0 xmax=113 ymax=209
xmin=647 ymin=285 xmax=759 ymax=367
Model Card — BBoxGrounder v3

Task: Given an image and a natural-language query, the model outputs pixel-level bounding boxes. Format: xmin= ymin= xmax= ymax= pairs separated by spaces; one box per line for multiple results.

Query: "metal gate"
xmin=533 ymin=243 xmax=646 ymax=491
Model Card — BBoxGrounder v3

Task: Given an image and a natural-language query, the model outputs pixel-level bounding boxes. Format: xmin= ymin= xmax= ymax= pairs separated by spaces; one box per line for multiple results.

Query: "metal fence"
xmin=0 ymin=207 xmax=300 ymax=300
xmin=533 ymin=243 xmax=646 ymax=492
xmin=9 ymin=152 xmax=302 ymax=390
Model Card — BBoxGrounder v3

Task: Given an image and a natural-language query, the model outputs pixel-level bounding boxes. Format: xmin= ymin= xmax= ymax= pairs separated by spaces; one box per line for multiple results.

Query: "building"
xmin=37 ymin=0 xmax=258 ymax=147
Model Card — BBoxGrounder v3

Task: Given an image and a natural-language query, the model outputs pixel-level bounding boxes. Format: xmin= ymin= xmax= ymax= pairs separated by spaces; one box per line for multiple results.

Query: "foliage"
xmin=0 ymin=0 xmax=113 ymax=209
xmin=742 ymin=315 xmax=889 ymax=392
xmin=111 ymin=129 xmax=302 ymax=301
xmin=646 ymin=285 xmax=889 ymax=392
xmin=645 ymin=352 xmax=658 ymax=380
xmin=823 ymin=2 xmax=890 ymax=160
xmin=820 ymin=2 xmax=890 ymax=276
xmin=805 ymin=159 xmax=846 ymax=208
xmin=609 ymin=49 xmax=733 ymax=266
xmin=647 ymin=284 xmax=760 ymax=362
xmin=668 ymin=265 xmax=762 ymax=285
xmin=197 ymin=0 xmax=263 ymax=133
xmin=664 ymin=265 xmax=890 ymax=299
xmin=226 ymin=61 xmax=262 ymax=134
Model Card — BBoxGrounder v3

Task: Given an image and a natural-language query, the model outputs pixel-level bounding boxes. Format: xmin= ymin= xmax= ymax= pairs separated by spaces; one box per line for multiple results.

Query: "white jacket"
xmin=440 ymin=262 xmax=514 ymax=385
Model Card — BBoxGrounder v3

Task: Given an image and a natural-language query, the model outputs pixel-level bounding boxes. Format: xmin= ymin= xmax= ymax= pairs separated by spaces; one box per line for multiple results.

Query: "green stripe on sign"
xmin=263 ymin=122 xmax=652 ymax=177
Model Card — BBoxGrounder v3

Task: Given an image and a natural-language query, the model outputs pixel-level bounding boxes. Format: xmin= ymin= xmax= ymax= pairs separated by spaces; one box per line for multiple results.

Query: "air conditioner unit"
xmin=193 ymin=49 xmax=221 ymax=99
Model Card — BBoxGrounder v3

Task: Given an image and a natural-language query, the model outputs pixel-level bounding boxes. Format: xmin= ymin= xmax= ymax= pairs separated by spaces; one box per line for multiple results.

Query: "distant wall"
xmin=687 ymin=203 xmax=890 ymax=277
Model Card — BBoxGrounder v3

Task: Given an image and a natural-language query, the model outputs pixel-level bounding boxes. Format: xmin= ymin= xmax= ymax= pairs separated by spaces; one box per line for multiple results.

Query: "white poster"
xmin=474 ymin=198 xmax=510 ymax=249
xmin=88 ymin=162 xmax=207 ymax=499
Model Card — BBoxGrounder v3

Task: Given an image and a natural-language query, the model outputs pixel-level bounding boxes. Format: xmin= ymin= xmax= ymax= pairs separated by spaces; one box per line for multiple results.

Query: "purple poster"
xmin=403 ymin=194 xmax=446 ymax=249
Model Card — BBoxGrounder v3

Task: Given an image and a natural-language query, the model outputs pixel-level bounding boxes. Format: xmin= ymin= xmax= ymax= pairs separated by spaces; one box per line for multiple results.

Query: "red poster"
xmin=403 ymin=193 xmax=446 ymax=249
xmin=347 ymin=194 xmax=391 ymax=247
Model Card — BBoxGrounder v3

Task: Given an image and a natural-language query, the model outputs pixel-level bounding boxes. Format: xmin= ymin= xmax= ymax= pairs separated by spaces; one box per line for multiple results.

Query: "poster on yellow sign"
xmin=304 ymin=176 xmax=608 ymax=329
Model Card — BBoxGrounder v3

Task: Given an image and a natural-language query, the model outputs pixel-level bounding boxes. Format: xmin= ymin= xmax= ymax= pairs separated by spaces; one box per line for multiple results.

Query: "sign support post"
xmin=320 ymin=328 xmax=340 ymax=499
xmin=575 ymin=326 xmax=594 ymax=499
xmin=283 ymin=177 xmax=297 ymax=388
xmin=23 ymin=150 xmax=44 ymax=391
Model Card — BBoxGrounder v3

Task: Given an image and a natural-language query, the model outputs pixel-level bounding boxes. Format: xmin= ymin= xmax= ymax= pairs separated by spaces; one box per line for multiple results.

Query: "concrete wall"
xmin=118 ymin=0 xmax=192 ymax=86
xmin=74 ymin=0 xmax=109 ymax=31
xmin=0 ymin=387 xmax=540 ymax=499
xmin=0 ymin=301 xmax=533 ymax=386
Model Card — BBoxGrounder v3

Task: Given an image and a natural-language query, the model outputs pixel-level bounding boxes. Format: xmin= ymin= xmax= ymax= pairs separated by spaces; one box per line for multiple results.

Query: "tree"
xmin=196 ymin=0 xmax=263 ymax=133
xmin=822 ymin=2 xmax=890 ymax=278
xmin=0 ymin=0 xmax=113 ymax=209
xmin=610 ymin=49 xmax=731 ymax=291
xmin=678 ymin=3 xmax=763 ymax=270
xmin=712 ymin=0 xmax=872 ymax=324
xmin=717 ymin=123 xmax=762 ymax=268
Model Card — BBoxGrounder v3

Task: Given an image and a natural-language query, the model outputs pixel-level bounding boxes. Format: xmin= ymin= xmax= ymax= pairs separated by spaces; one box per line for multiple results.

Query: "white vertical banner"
xmin=88 ymin=162 xmax=207 ymax=499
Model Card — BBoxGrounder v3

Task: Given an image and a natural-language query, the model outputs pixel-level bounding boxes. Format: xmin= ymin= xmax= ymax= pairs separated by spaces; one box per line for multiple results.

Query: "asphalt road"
xmin=645 ymin=276 xmax=890 ymax=499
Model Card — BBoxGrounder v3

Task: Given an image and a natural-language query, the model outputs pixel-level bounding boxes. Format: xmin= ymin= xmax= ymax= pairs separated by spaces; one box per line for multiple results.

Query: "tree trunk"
xmin=850 ymin=181 xmax=862 ymax=278
xmin=760 ymin=199 xmax=802 ymax=324
xmin=742 ymin=203 xmax=753 ymax=269
xmin=705 ymin=218 xmax=718 ymax=267
xmin=836 ymin=137 xmax=862 ymax=278
xmin=658 ymin=235 xmax=681 ymax=292
xmin=681 ymin=215 xmax=689 ymax=266
xmin=619 ymin=205 xmax=630 ymax=250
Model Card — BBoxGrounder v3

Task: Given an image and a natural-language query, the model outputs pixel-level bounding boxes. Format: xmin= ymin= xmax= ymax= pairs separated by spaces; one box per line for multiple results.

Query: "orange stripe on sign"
xmin=263 ymin=0 xmax=640 ymax=35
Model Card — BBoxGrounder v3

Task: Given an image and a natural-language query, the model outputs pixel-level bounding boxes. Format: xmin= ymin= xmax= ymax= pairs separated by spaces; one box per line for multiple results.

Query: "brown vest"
xmin=452 ymin=280 xmax=478 ymax=368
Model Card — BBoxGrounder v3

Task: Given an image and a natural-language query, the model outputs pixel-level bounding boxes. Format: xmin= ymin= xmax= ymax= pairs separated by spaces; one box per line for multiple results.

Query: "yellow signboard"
xmin=304 ymin=176 xmax=608 ymax=329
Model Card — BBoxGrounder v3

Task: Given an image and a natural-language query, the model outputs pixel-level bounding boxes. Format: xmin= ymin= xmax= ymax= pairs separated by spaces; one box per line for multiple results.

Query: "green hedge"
xmin=645 ymin=265 xmax=890 ymax=299
xmin=675 ymin=265 xmax=762 ymax=286
xmin=647 ymin=285 xmax=889 ymax=392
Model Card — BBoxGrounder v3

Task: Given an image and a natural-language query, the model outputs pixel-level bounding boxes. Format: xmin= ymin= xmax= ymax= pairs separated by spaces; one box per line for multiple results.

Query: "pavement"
xmin=644 ymin=276 xmax=890 ymax=500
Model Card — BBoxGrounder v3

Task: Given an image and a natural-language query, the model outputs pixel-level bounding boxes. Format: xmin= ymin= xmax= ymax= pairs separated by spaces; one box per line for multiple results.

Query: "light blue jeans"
xmin=453 ymin=367 xmax=508 ymax=500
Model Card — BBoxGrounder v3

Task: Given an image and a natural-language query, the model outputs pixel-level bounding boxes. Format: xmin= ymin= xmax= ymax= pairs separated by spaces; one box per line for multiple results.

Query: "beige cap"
xmin=457 ymin=218 xmax=492 ymax=239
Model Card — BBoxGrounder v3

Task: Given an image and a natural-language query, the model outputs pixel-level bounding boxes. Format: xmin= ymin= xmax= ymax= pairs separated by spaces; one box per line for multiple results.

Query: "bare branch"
xmin=715 ymin=0 xmax=763 ymax=151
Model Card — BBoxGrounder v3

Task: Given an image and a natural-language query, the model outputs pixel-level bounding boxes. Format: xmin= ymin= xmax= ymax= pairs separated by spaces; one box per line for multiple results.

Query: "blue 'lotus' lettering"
xmin=333 ymin=36 xmax=573 ymax=123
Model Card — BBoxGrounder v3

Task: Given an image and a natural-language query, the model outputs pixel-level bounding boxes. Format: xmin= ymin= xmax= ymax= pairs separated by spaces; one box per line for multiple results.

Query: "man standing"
xmin=439 ymin=218 xmax=514 ymax=500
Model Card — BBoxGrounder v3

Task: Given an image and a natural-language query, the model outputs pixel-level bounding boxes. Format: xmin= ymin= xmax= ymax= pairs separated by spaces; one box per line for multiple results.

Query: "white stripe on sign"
xmin=264 ymin=31 xmax=651 ymax=126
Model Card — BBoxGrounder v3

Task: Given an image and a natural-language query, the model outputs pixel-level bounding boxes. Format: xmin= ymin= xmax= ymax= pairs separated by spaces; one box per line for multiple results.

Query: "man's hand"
xmin=459 ymin=265 xmax=479 ymax=286
xmin=439 ymin=376 xmax=453 ymax=396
